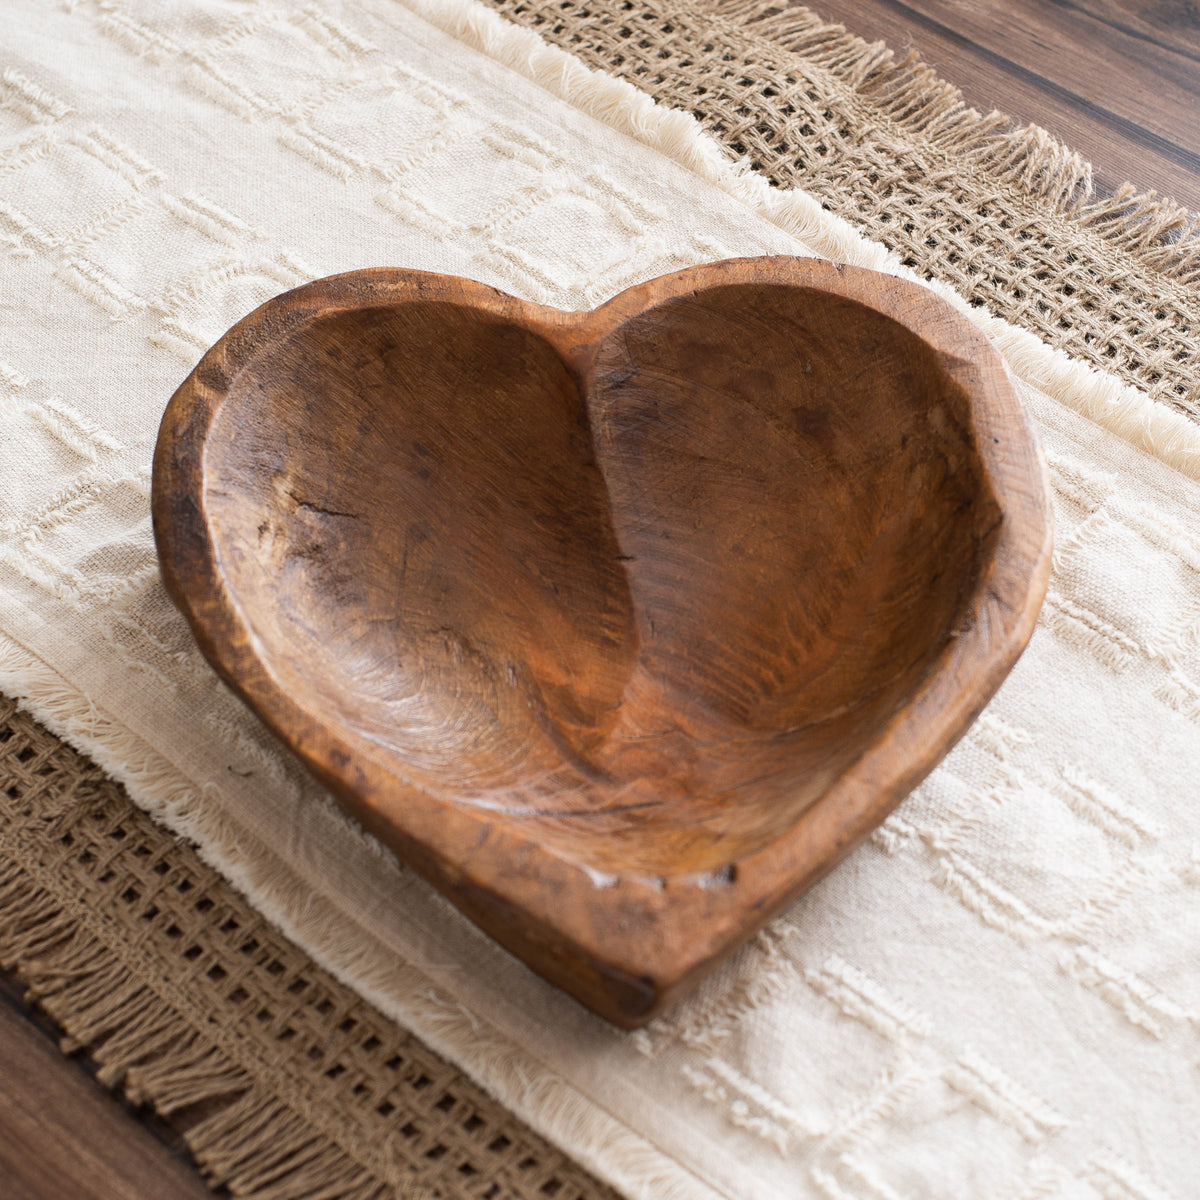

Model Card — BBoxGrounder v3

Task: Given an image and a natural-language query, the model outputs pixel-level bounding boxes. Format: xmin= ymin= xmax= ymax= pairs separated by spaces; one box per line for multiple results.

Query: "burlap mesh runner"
xmin=0 ymin=696 xmax=621 ymax=1199
xmin=2 ymin=3 xmax=1197 ymax=1197
xmin=484 ymin=0 xmax=1200 ymax=421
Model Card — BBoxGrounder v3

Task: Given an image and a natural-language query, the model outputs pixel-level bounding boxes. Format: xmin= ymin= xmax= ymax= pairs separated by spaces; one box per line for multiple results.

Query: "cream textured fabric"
xmin=2 ymin=2 xmax=1200 ymax=1198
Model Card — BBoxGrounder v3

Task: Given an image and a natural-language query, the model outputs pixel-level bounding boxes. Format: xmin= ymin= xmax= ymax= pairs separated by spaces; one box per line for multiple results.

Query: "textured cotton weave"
xmin=2 ymin=2 xmax=1200 ymax=1199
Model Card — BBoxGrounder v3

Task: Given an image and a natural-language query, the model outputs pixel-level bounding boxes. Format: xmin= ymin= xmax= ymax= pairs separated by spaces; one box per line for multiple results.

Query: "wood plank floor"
xmin=2 ymin=4 xmax=1197 ymax=1199
xmin=0 ymin=974 xmax=215 ymax=1200
xmin=806 ymin=0 xmax=1200 ymax=211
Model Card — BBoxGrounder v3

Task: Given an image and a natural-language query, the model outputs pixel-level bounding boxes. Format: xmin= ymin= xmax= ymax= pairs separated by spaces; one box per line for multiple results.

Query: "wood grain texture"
xmin=804 ymin=0 xmax=1200 ymax=211
xmin=152 ymin=258 xmax=1052 ymax=1026
xmin=0 ymin=979 xmax=214 ymax=1200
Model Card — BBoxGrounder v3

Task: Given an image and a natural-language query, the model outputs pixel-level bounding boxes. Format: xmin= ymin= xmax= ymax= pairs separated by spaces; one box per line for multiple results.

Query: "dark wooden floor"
xmin=2 ymin=3 xmax=1197 ymax=1199
xmin=0 ymin=973 xmax=214 ymax=1200
xmin=807 ymin=0 xmax=1200 ymax=212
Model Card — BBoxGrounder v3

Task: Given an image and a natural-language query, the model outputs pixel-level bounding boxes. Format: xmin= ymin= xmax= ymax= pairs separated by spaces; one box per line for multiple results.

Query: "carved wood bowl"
xmin=153 ymin=258 xmax=1051 ymax=1027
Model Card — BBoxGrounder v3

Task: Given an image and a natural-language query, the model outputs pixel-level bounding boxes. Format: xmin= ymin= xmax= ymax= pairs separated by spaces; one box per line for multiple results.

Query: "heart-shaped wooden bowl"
xmin=153 ymin=257 xmax=1051 ymax=1027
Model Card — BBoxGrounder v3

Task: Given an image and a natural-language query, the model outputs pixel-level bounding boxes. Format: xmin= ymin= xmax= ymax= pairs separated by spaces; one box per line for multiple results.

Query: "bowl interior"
xmin=202 ymin=282 xmax=999 ymax=876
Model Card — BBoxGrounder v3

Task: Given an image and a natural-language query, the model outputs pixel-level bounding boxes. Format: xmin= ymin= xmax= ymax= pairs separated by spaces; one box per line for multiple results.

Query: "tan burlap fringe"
xmin=484 ymin=0 xmax=1200 ymax=422
xmin=4 ymin=5 xmax=1200 ymax=1198
xmin=0 ymin=698 xmax=618 ymax=1200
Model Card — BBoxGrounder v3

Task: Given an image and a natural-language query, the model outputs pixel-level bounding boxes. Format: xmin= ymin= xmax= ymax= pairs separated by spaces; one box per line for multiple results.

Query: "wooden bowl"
xmin=152 ymin=258 xmax=1051 ymax=1027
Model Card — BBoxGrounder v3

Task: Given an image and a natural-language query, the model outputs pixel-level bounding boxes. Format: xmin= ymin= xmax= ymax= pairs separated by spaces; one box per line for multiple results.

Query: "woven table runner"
xmin=487 ymin=0 xmax=1200 ymax=422
xmin=2 ymin=2 xmax=1199 ymax=1198
xmin=0 ymin=696 xmax=613 ymax=1199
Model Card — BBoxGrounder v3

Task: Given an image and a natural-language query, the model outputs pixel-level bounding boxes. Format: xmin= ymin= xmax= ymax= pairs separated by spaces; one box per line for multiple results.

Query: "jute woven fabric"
xmin=483 ymin=0 xmax=1200 ymax=422
xmin=0 ymin=698 xmax=617 ymax=1199
xmin=2 ymin=1 xmax=1200 ymax=1198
